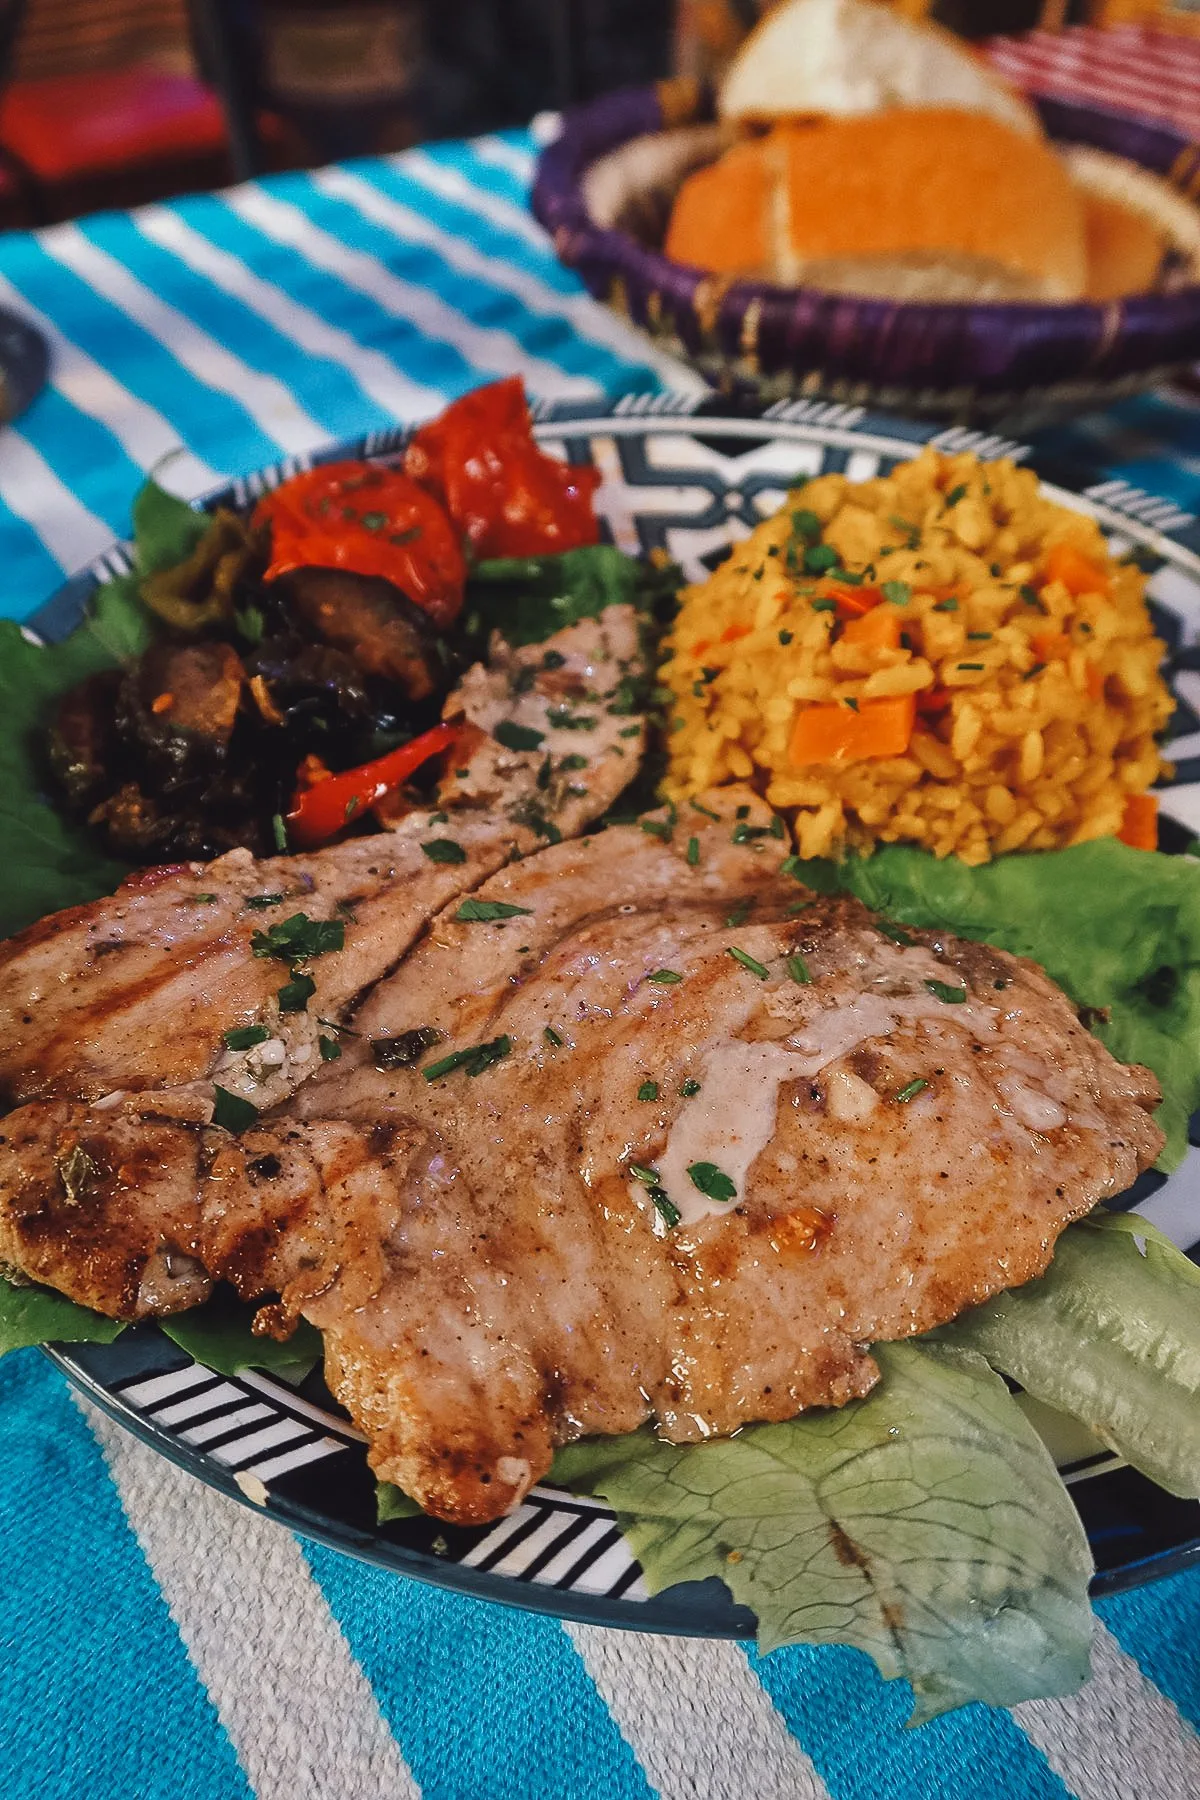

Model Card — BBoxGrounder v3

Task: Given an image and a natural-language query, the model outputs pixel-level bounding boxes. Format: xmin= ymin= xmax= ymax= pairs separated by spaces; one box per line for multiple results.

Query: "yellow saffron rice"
xmin=660 ymin=448 xmax=1172 ymax=864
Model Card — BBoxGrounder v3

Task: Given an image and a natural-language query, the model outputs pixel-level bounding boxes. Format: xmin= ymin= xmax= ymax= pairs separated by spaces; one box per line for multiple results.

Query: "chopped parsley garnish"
xmin=967 ymin=632 xmax=992 ymax=642
xmin=422 ymin=838 xmax=467 ymax=864
xmin=728 ymin=946 xmax=769 ymax=980
xmin=543 ymin=1025 xmax=564 ymax=1048
xmin=681 ymin=1078 xmax=702 ymax=1097
xmin=957 ymin=662 xmax=985 ymax=672
xmin=844 ymin=697 xmax=860 ymax=713
xmin=725 ymin=898 xmax=756 ymax=927
xmin=372 ymin=1027 xmax=442 ymax=1070
xmin=1020 ymin=584 xmax=1042 ymax=607
xmin=628 ymin=1164 xmax=680 ymax=1228
xmin=653 ymin=1193 xmax=681 ymax=1228
xmin=223 ymin=1023 xmax=271 ymax=1051
xmin=271 ymin=813 xmax=288 ymax=853
xmin=428 ymin=810 xmax=450 ymax=825
xmin=547 ymin=708 xmax=596 ymax=731
xmin=647 ymin=969 xmax=682 ymax=985
xmin=618 ymin=724 xmax=641 ymax=738
xmin=894 ymin=1078 xmax=929 ymax=1104
xmin=423 ymin=1035 xmax=513 ymax=1081
xmin=212 ymin=1086 xmax=259 ymax=1133
xmin=787 ymin=954 xmax=811 ymax=984
xmin=778 ymin=629 xmax=793 ymax=645
xmin=881 ymin=580 xmax=911 ymax=606
xmin=277 ymin=972 xmax=316 ymax=1013
xmin=686 ymin=835 xmax=700 ymax=866
xmin=245 ymin=893 xmax=284 ymax=910
xmin=877 ymin=921 xmax=915 ymax=946
xmin=686 ymin=1161 xmax=736 ymax=1203
xmin=934 ymin=597 xmax=958 ymax=612
xmin=944 ymin=484 xmax=967 ymax=507
xmin=318 ymin=1035 xmax=342 ymax=1062
xmin=731 ymin=821 xmax=769 ymax=845
xmin=251 ymin=914 xmax=345 ymax=962
xmin=542 ymin=649 xmax=567 ymax=669
xmin=454 ymin=899 xmax=533 ymax=922
xmin=637 ymin=1080 xmax=659 ymax=1101
xmin=190 ymin=893 xmax=218 ymax=904
xmin=804 ymin=543 xmax=838 ymax=574
xmin=778 ymin=855 xmax=805 ymax=880
xmin=811 ymin=597 xmax=836 ymax=613
xmin=690 ymin=798 xmax=720 ymax=821
xmin=791 ymin=508 xmax=822 ymax=541
xmin=493 ymin=720 xmax=544 ymax=751
xmin=1023 ymin=663 xmax=1046 ymax=681
xmin=925 ymin=980 xmax=967 ymax=1004
xmin=359 ymin=510 xmax=388 ymax=531
xmin=736 ymin=805 xmax=750 ymax=819
xmin=560 ymin=753 xmax=589 ymax=770
xmin=640 ymin=818 xmax=673 ymax=843
xmin=769 ymin=815 xmax=785 ymax=839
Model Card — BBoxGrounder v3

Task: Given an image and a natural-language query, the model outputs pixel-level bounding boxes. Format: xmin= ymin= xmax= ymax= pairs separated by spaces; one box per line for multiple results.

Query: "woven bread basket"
xmin=531 ymin=81 xmax=1200 ymax=425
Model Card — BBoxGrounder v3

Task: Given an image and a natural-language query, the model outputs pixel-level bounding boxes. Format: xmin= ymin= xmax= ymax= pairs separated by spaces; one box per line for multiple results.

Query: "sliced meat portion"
xmin=0 ymin=783 xmax=1164 ymax=1526
xmin=0 ymin=1092 xmax=210 ymax=1317
xmin=0 ymin=812 xmax=520 ymax=1110
xmin=437 ymin=607 xmax=647 ymax=842
xmin=0 ymin=614 xmax=649 ymax=1109
xmin=245 ymin=797 xmax=1160 ymax=1522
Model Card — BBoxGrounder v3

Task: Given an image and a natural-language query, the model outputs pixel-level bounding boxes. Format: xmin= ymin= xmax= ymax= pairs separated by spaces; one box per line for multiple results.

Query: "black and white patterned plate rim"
xmin=36 ymin=396 xmax=1200 ymax=1631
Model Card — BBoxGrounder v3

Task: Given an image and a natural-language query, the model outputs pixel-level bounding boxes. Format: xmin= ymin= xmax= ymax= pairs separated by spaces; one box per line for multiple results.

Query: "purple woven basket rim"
xmin=530 ymin=83 xmax=1200 ymax=383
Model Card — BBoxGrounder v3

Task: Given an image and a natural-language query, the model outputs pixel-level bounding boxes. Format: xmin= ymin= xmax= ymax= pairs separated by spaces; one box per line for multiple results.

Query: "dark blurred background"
xmin=0 ymin=0 xmax=1083 ymax=228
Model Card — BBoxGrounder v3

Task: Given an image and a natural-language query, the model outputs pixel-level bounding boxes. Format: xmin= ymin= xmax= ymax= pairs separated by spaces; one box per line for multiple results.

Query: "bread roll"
xmin=665 ymin=109 xmax=1089 ymax=302
xmin=719 ymin=0 xmax=1039 ymax=140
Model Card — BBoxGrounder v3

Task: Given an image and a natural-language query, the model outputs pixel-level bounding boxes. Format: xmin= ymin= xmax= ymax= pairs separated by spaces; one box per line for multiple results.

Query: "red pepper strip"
xmin=286 ymin=722 xmax=457 ymax=848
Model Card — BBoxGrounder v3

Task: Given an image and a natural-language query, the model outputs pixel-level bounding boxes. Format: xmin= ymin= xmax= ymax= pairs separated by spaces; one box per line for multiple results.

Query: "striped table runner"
xmin=2 ymin=121 xmax=1200 ymax=1800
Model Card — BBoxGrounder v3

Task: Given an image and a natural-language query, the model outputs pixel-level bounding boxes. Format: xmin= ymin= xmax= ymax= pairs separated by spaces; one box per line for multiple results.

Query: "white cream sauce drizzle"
xmin=644 ymin=988 xmax=1001 ymax=1227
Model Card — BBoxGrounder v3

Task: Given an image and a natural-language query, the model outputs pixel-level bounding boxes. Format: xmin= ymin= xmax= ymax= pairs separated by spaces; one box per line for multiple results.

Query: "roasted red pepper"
xmin=254 ymin=464 xmax=466 ymax=628
xmin=405 ymin=376 xmax=601 ymax=558
xmin=286 ymin=722 xmax=458 ymax=848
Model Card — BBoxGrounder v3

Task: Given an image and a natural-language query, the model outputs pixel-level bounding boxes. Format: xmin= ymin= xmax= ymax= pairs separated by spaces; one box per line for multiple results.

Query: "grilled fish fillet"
xmin=0 ymin=609 xmax=644 ymax=1113
xmin=0 ymin=790 xmax=1163 ymax=1524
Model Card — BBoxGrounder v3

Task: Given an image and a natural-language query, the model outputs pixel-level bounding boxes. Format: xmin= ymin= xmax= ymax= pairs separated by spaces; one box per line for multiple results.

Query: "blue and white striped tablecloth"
xmin=2 ymin=123 xmax=1200 ymax=1800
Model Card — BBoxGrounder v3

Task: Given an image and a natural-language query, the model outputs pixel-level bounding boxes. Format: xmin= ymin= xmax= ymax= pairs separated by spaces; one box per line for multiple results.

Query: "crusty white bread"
xmin=666 ymin=109 xmax=1088 ymax=301
xmin=719 ymin=0 xmax=1039 ymax=139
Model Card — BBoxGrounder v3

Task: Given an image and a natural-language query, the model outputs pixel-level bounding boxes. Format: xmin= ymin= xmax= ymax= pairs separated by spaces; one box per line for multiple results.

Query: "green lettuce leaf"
xmin=0 ymin=580 xmax=151 ymax=938
xmin=376 ymin=1482 xmax=423 ymax=1523
xmin=552 ymin=1341 xmax=1094 ymax=1719
xmin=0 ymin=476 xmax=210 ymax=940
xmin=942 ymin=1211 xmax=1200 ymax=1497
xmin=159 ymin=1289 xmax=322 ymax=1382
xmin=0 ymin=1273 xmax=126 ymax=1357
xmin=801 ymin=839 xmax=1200 ymax=1167
xmin=467 ymin=545 xmax=679 ymax=647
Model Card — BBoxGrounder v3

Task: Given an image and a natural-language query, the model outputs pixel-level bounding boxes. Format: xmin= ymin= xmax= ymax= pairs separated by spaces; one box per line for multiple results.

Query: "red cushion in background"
xmin=0 ymin=67 xmax=228 ymax=182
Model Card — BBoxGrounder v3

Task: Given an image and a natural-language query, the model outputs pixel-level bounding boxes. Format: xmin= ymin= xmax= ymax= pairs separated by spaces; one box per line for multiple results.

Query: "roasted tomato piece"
xmin=405 ymin=376 xmax=601 ymax=558
xmin=254 ymin=462 xmax=465 ymax=628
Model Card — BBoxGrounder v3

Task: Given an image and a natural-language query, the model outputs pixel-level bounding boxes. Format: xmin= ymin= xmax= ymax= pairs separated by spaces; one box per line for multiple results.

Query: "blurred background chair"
xmin=0 ymin=0 xmax=237 ymax=224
